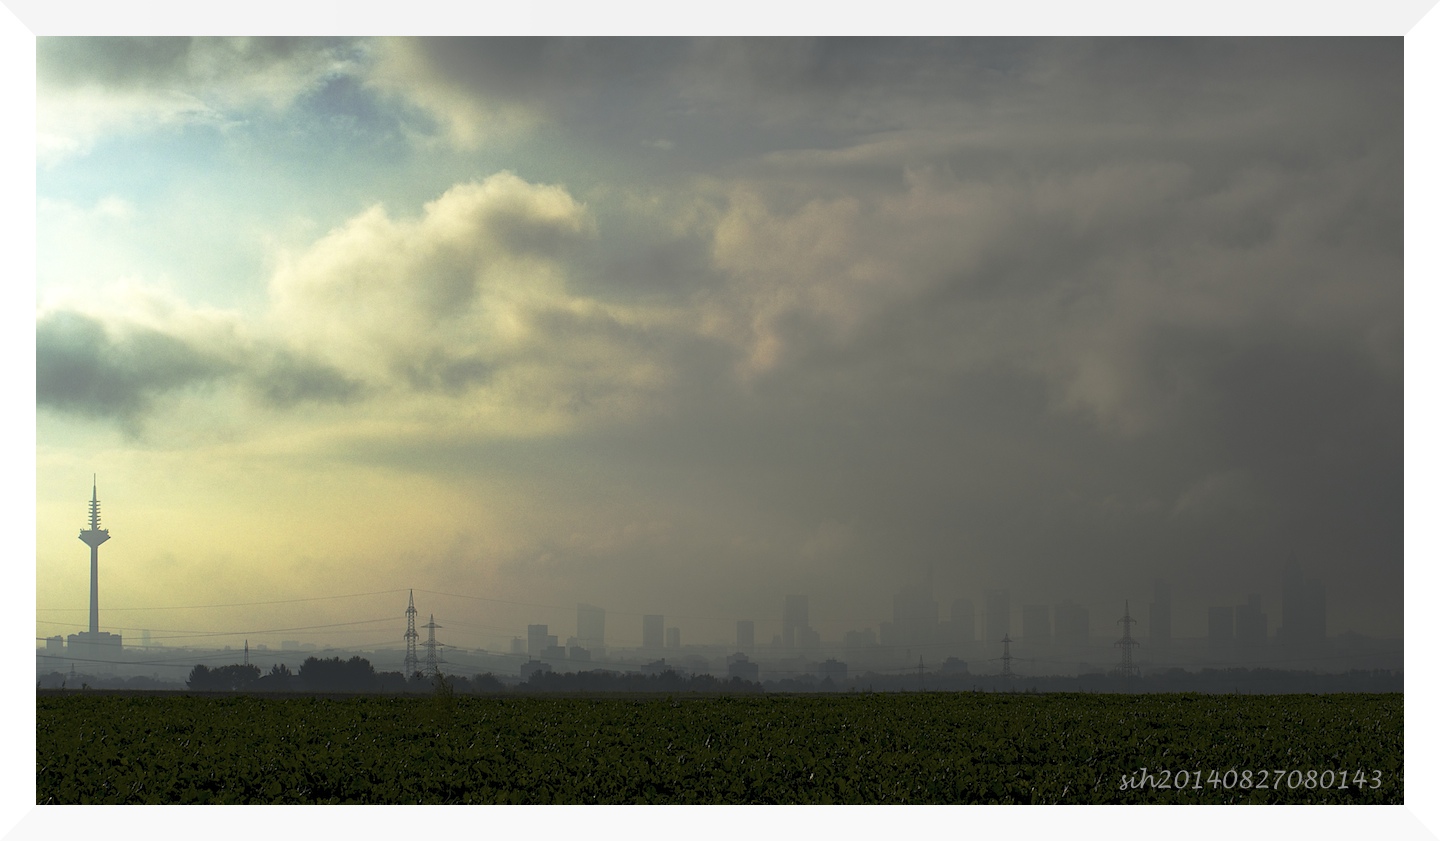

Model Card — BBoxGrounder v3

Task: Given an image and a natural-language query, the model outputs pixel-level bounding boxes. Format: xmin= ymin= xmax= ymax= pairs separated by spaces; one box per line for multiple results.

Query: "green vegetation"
xmin=36 ymin=692 xmax=1401 ymax=804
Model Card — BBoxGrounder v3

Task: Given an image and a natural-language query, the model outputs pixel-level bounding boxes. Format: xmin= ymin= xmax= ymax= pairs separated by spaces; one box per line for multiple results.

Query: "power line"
xmin=36 ymin=588 xmax=409 ymax=612
xmin=411 ymin=588 xmax=746 ymax=623
xmin=35 ymin=616 xmax=399 ymax=641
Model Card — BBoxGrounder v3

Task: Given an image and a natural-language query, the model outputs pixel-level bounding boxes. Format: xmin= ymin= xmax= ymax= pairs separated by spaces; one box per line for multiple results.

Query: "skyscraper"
xmin=984 ymin=590 xmax=1010 ymax=642
xmin=1235 ymin=594 xmax=1268 ymax=654
xmin=643 ymin=614 xmax=665 ymax=649
xmin=527 ymin=624 xmax=550 ymax=657
xmin=783 ymin=595 xmax=809 ymax=650
xmin=577 ymin=603 xmax=605 ymax=652
xmin=1279 ymin=559 xmax=1326 ymax=650
xmin=950 ymin=599 xmax=976 ymax=643
xmin=736 ymin=619 xmax=755 ymax=653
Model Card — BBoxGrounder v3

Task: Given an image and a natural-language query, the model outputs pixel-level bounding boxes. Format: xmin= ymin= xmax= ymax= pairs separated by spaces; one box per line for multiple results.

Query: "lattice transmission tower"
xmin=1115 ymin=600 xmax=1140 ymax=679
xmin=422 ymin=613 xmax=445 ymax=677
xmin=1000 ymin=633 xmax=1015 ymax=678
xmin=404 ymin=590 xmax=419 ymax=678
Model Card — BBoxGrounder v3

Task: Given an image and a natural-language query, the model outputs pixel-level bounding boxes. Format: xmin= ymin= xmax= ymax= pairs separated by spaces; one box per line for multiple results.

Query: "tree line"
xmin=185 ymin=657 xmax=506 ymax=694
xmin=181 ymin=656 xmax=771 ymax=694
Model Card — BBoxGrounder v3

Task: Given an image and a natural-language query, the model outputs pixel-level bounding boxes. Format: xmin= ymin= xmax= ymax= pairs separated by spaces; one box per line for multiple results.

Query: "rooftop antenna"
xmin=1116 ymin=600 xmax=1140 ymax=682
xmin=404 ymin=590 xmax=419 ymax=678
xmin=77 ymin=476 xmax=111 ymax=637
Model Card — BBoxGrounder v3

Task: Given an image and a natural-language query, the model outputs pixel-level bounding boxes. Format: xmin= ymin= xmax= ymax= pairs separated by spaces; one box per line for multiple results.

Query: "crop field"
xmin=37 ymin=692 xmax=1402 ymax=804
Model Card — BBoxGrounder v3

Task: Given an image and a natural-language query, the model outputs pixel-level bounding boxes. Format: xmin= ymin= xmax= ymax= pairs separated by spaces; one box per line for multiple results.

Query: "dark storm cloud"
xmin=396 ymin=350 xmax=491 ymax=395
xmin=408 ymin=37 xmax=680 ymax=103
xmin=368 ymin=38 xmax=1406 ymax=636
xmin=36 ymin=309 xmax=236 ymax=420
xmin=37 ymin=37 xmax=192 ymax=88
xmin=37 ymin=310 xmax=372 ymax=421
xmin=326 ymin=38 xmax=1404 ymax=636
xmin=251 ymin=351 xmax=367 ymax=408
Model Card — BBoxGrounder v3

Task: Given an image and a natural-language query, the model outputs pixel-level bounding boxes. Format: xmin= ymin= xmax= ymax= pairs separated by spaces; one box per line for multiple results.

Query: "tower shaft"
xmin=89 ymin=545 xmax=99 ymax=634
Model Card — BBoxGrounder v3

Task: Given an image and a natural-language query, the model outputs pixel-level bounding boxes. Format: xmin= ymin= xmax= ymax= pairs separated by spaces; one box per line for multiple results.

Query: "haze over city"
xmin=33 ymin=37 xmax=1403 ymax=666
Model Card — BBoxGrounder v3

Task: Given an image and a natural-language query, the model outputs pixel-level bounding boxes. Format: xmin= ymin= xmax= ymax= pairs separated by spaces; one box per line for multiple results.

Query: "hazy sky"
xmin=33 ymin=37 xmax=1404 ymax=651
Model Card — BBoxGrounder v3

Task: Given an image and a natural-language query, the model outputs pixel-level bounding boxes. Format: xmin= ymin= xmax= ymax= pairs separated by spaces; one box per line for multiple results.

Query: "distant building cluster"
xmin=42 ymin=481 xmax=1381 ymax=690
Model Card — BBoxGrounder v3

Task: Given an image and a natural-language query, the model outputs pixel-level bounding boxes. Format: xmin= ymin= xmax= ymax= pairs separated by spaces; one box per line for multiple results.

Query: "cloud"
xmin=36 ymin=171 xmax=698 ymax=439
xmin=269 ymin=172 xmax=594 ymax=352
xmin=265 ymin=172 xmax=701 ymax=433
xmin=37 ymin=37 xmax=357 ymax=163
xmin=362 ymin=38 xmax=546 ymax=149
xmin=35 ymin=309 xmax=236 ymax=422
xmin=248 ymin=351 xmax=366 ymax=408
xmin=36 ymin=302 xmax=370 ymax=430
xmin=28 ymin=38 xmax=1409 ymax=644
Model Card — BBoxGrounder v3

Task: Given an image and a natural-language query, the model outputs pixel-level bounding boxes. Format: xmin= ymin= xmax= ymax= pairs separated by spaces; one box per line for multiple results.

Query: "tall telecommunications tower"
xmin=78 ymin=476 xmax=111 ymax=636
xmin=422 ymin=614 xmax=444 ymax=677
xmin=1115 ymin=600 xmax=1140 ymax=679
xmin=404 ymin=590 xmax=419 ymax=678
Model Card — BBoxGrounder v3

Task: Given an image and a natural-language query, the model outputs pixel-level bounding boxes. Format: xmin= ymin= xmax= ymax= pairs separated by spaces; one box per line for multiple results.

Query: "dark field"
xmin=36 ymin=692 xmax=1402 ymax=804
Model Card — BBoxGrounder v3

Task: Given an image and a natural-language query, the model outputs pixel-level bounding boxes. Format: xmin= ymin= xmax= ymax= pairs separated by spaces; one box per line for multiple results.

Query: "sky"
xmin=30 ymin=36 xmax=1407 ymax=654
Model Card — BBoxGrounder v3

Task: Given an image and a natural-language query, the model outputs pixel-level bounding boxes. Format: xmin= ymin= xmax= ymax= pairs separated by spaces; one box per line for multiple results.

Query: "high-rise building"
xmin=577 ymin=603 xmax=605 ymax=652
xmin=1149 ymin=579 xmax=1171 ymax=650
xmin=984 ymin=590 xmax=1010 ymax=642
xmin=527 ymin=624 xmax=550 ymax=657
xmin=643 ymin=614 xmax=665 ymax=649
xmin=1053 ymin=599 xmax=1090 ymax=653
xmin=1021 ymin=604 xmax=1052 ymax=646
xmin=1207 ymin=606 xmax=1234 ymax=653
xmin=736 ymin=620 xmax=755 ymax=653
xmin=666 ymin=627 xmax=681 ymax=649
xmin=1235 ymin=594 xmax=1268 ymax=654
xmin=783 ymin=595 xmax=809 ymax=649
xmin=950 ymin=599 xmax=976 ymax=643
xmin=889 ymin=584 xmax=939 ymax=648
xmin=1279 ymin=559 xmax=1326 ymax=650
